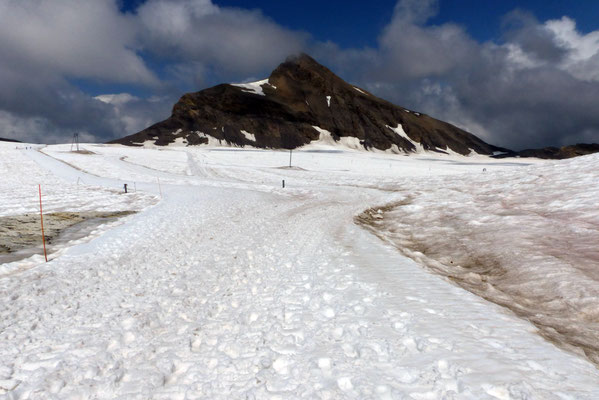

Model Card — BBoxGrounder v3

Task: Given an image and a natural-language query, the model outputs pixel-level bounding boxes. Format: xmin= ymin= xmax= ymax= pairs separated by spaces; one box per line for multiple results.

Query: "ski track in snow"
xmin=1 ymin=142 xmax=599 ymax=399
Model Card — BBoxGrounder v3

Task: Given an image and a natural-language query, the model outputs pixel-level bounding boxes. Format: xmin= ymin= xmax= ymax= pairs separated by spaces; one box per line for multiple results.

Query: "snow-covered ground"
xmin=0 ymin=144 xmax=156 ymax=274
xmin=358 ymin=152 xmax=599 ymax=365
xmin=1 ymin=141 xmax=598 ymax=399
xmin=0 ymin=145 xmax=155 ymax=219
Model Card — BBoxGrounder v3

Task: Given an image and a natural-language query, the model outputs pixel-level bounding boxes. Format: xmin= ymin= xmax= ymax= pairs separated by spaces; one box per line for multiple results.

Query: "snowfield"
xmin=358 ymin=152 xmax=599 ymax=365
xmin=1 ymin=141 xmax=598 ymax=399
xmin=0 ymin=144 xmax=156 ymax=275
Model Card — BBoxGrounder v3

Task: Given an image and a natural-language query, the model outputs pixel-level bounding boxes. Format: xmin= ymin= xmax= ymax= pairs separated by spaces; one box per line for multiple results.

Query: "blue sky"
xmin=1 ymin=0 xmax=598 ymax=149
xmin=210 ymin=0 xmax=599 ymax=45
xmin=120 ymin=0 xmax=599 ymax=46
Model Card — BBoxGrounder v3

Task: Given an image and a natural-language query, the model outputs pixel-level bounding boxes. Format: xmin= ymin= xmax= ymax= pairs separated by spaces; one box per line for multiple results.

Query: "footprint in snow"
xmin=337 ymin=376 xmax=353 ymax=391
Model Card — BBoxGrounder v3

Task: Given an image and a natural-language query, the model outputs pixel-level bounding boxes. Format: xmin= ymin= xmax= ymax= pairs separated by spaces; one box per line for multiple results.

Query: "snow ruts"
xmin=1 ymin=144 xmax=599 ymax=398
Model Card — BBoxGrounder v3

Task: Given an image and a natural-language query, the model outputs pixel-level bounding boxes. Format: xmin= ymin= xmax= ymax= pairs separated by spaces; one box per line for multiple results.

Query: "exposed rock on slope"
xmin=110 ymin=54 xmax=507 ymax=155
xmin=494 ymin=143 xmax=599 ymax=160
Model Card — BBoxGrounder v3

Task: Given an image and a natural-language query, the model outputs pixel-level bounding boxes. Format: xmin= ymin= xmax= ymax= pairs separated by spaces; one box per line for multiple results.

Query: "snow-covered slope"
xmin=359 ymin=152 xmax=599 ymax=365
xmin=0 ymin=143 xmax=157 ymax=274
xmin=1 ymin=142 xmax=598 ymax=398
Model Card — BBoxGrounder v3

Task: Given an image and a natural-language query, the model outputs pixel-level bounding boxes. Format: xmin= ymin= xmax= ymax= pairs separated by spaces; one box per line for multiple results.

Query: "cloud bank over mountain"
xmin=0 ymin=0 xmax=597 ymax=149
xmin=322 ymin=0 xmax=599 ymax=149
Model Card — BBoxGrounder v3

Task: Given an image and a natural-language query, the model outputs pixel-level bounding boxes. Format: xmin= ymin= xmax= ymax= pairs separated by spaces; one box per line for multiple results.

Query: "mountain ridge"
xmin=494 ymin=143 xmax=599 ymax=160
xmin=110 ymin=54 xmax=507 ymax=155
xmin=110 ymin=54 xmax=597 ymax=159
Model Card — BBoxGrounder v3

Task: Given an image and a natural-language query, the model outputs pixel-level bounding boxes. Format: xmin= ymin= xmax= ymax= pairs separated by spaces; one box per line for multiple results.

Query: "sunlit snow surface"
xmin=1 ymin=141 xmax=599 ymax=398
xmin=0 ymin=146 xmax=155 ymax=218
xmin=0 ymin=144 xmax=157 ymax=275
xmin=359 ymin=153 xmax=599 ymax=364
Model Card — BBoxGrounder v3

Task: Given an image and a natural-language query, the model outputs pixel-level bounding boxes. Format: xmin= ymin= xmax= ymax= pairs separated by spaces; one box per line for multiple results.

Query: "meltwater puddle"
xmin=0 ymin=211 xmax=135 ymax=266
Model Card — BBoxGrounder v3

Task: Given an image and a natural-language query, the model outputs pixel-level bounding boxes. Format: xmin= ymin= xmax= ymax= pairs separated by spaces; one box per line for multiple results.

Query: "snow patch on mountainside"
xmin=386 ymin=124 xmax=426 ymax=153
xmin=310 ymin=126 xmax=363 ymax=150
xmin=240 ymin=130 xmax=256 ymax=142
xmin=172 ymin=137 xmax=187 ymax=146
xmin=231 ymin=79 xmax=273 ymax=96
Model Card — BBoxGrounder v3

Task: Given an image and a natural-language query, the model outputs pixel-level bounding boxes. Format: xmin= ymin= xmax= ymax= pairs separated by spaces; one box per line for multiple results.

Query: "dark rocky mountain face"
xmin=110 ymin=54 xmax=507 ymax=155
xmin=493 ymin=143 xmax=599 ymax=160
xmin=110 ymin=54 xmax=598 ymax=159
xmin=0 ymin=137 xmax=20 ymax=143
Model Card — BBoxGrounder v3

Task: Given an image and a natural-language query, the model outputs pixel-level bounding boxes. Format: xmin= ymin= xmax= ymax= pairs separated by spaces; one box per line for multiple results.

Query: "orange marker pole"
xmin=38 ymin=184 xmax=48 ymax=262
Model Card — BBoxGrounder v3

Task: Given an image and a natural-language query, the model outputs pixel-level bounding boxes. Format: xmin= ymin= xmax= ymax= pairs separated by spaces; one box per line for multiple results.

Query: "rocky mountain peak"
xmin=271 ymin=53 xmax=340 ymax=84
xmin=268 ymin=53 xmax=367 ymax=101
xmin=110 ymin=54 xmax=507 ymax=155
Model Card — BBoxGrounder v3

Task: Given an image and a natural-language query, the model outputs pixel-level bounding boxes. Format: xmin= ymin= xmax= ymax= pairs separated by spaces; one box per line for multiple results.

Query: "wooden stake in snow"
xmin=38 ymin=184 xmax=48 ymax=262
xmin=158 ymin=177 xmax=162 ymax=198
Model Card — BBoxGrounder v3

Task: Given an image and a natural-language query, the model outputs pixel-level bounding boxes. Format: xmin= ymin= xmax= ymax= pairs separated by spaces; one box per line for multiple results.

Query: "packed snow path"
xmin=1 ymin=143 xmax=599 ymax=398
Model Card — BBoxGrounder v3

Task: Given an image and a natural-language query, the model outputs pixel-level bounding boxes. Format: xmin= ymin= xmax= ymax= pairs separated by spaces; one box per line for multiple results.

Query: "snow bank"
xmin=231 ymin=79 xmax=272 ymax=96
xmin=359 ymin=153 xmax=599 ymax=364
